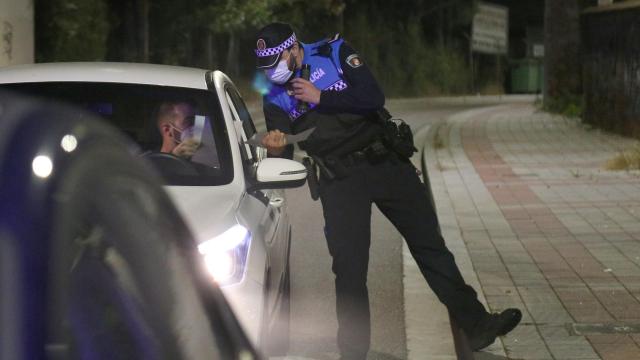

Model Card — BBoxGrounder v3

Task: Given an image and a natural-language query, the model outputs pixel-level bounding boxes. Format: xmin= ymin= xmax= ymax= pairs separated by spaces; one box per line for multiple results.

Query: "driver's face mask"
xmin=169 ymin=116 xmax=195 ymax=144
xmin=265 ymin=49 xmax=295 ymax=84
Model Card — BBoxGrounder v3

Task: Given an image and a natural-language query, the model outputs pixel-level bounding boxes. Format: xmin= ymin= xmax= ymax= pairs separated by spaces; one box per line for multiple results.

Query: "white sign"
xmin=472 ymin=2 xmax=509 ymax=55
xmin=0 ymin=0 xmax=34 ymax=66
xmin=533 ymin=43 xmax=544 ymax=58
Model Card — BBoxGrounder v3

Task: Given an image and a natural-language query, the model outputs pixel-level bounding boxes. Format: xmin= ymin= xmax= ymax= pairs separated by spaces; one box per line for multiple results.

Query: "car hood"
xmin=163 ymin=185 xmax=241 ymax=245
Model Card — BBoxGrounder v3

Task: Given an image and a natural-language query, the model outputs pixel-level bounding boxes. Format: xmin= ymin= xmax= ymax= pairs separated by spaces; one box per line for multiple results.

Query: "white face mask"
xmin=169 ymin=123 xmax=193 ymax=144
xmin=266 ymin=57 xmax=294 ymax=85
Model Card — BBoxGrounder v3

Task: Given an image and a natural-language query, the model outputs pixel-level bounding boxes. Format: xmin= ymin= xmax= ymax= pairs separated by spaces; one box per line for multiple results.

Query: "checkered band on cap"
xmin=255 ymin=34 xmax=297 ymax=58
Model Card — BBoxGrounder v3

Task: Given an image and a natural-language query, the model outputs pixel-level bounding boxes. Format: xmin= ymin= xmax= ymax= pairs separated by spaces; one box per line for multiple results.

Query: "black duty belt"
xmin=340 ymin=150 xmax=369 ymax=167
xmin=305 ymin=140 xmax=398 ymax=191
xmin=340 ymin=140 xmax=392 ymax=167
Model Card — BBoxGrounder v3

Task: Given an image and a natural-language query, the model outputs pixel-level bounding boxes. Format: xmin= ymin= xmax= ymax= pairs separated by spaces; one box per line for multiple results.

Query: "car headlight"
xmin=197 ymin=224 xmax=251 ymax=286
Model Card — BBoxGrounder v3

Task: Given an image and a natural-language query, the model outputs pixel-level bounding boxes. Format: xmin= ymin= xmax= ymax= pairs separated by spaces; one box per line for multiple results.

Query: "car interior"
xmin=2 ymin=82 xmax=234 ymax=186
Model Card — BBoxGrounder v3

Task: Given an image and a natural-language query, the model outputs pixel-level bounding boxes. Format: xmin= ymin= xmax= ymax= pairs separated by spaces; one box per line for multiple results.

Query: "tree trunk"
xmin=334 ymin=0 xmax=345 ymax=34
xmin=123 ymin=1 xmax=137 ymax=62
xmin=204 ymin=31 xmax=212 ymax=69
xmin=437 ymin=6 xmax=444 ymax=47
xmin=446 ymin=5 xmax=453 ymax=47
xmin=544 ymin=0 xmax=582 ymax=106
xmin=226 ymin=32 xmax=238 ymax=77
xmin=136 ymin=0 xmax=149 ymax=62
xmin=336 ymin=9 xmax=344 ymax=34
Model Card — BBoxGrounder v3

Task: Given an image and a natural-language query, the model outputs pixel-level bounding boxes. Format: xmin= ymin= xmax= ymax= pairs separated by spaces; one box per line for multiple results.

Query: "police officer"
xmin=254 ymin=23 xmax=522 ymax=359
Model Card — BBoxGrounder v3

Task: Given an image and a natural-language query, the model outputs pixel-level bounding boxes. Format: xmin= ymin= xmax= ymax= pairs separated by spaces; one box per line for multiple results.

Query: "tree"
xmin=36 ymin=0 xmax=110 ymax=61
xmin=35 ymin=0 xmax=540 ymax=97
xmin=203 ymin=0 xmax=283 ymax=77
xmin=544 ymin=0 xmax=582 ymax=112
xmin=136 ymin=0 xmax=150 ymax=62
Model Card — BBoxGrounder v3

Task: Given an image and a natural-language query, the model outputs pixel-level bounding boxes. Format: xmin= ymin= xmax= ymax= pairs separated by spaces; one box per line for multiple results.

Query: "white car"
xmin=0 ymin=62 xmax=305 ymax=355
xmin=0 ymin=90 xmax=262 ymax=360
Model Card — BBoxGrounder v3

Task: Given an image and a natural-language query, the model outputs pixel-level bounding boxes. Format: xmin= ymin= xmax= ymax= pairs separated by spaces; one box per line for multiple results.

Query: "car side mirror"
xmin=248 ymin=158 xmax=307 ymax=191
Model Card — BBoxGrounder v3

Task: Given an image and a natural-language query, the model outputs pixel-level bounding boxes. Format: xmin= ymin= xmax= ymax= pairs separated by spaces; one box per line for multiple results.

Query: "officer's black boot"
xmin=467 ymin=308 xmax=522 ymax=351
xmin=335 ymin=290 xmax=370 ymax=360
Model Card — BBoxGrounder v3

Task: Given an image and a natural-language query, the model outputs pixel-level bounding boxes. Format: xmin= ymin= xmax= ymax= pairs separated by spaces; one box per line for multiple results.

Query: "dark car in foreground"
xmin=0 ymin=92 xmax=260 ymax=360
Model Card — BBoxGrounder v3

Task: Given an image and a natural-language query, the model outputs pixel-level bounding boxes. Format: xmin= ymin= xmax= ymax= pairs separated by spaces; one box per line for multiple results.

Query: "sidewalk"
xmin=422 ymin=103 xmax=640 ymax=360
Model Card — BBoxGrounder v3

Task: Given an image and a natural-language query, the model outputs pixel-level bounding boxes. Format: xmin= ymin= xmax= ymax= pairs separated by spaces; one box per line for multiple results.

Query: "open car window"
xmin=224 ymin=85 xmax=265 ymax=172
xmin=2 ymin=82 xmax=233 ymax=186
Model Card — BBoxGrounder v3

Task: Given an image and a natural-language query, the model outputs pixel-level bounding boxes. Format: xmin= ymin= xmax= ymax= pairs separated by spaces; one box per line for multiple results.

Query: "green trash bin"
xmin=511 ymin=58 xmax=543 ymax=93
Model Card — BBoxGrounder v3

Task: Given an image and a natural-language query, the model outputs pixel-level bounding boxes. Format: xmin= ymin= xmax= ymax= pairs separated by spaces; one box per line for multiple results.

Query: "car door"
xmin=222 ymin=84 xmax=289 ymax=322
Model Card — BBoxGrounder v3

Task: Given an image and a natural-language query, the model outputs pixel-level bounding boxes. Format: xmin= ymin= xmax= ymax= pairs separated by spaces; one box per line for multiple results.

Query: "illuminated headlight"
xmin=198 ymin=225 xmax=251 ymax=286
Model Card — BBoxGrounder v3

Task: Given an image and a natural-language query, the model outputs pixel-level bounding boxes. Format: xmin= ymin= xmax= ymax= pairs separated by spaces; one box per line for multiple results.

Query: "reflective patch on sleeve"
xmin=345 ymin=54 xmax=363 ymax=68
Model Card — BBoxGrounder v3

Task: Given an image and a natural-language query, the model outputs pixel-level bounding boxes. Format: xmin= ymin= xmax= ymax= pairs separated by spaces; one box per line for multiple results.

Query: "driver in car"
xmin=157 ymin=101 xmax=201 ymax=159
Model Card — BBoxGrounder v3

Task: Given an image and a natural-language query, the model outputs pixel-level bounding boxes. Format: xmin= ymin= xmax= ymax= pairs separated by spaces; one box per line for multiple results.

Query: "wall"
xmin=582 ymin=3 xmax=640 ymax=137
xmin=0 ymin=0 xmax=34 ymax=66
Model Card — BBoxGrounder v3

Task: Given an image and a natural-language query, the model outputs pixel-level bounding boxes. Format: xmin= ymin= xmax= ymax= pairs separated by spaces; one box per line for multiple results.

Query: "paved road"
xmin=249 ymin=97 xmax=531 ymax=359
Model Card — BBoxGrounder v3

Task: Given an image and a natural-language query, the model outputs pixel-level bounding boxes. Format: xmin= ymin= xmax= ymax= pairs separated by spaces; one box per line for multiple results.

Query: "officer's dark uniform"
xmin=255 ymin=23 xmax=520 ymax=359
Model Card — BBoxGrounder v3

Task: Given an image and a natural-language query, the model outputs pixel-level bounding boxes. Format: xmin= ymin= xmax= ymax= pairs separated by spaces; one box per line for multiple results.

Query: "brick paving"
xmin=424 ymin=103 xmax=640 ymax=360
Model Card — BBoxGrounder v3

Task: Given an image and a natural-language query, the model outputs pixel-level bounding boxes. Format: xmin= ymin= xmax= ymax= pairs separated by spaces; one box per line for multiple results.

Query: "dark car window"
xmin=1 ymin=82 xmax=233 ymax=186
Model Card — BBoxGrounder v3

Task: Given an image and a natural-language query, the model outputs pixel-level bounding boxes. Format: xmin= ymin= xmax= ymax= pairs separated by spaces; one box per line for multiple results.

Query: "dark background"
xmin=33 ymin=0 xmax=546 ymax=99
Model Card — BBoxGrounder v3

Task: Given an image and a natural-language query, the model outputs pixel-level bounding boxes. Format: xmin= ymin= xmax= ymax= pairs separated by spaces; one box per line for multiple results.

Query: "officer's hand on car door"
xmin=262 ymin=129 xmax=287 ymax=156
xmin=291 ymin=78 xmax=321 ymax=104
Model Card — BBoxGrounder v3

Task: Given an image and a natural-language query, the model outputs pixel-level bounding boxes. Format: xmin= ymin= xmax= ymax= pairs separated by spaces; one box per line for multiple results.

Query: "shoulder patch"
xmin=345 ymin=54 xmax=363 ymax=68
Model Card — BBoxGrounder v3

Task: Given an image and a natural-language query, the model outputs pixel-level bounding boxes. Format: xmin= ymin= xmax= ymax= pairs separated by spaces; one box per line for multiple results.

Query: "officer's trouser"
xmin=319 ymin=157 xmax=488 ymax=359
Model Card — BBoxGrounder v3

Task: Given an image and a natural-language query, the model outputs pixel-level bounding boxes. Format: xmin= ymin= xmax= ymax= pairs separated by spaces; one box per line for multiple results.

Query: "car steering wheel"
xmin=143 ymin=152 xmax=200 ymax=177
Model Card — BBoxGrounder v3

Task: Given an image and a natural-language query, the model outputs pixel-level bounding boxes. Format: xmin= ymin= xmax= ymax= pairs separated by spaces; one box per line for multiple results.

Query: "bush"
xmin=544 ymin=92 xmax=583 ymax=118
xmin=345 ymin=14 xmax=469 ymax=98
xmin=423 ymin=46 xmax=469 ymax=96
xmin=605 ymin=143 xmax=640 ymax=171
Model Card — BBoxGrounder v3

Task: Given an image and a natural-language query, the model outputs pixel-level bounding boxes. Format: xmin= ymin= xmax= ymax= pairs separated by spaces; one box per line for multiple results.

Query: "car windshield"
xmin=2 ymin=82 xmax=233 ymax=186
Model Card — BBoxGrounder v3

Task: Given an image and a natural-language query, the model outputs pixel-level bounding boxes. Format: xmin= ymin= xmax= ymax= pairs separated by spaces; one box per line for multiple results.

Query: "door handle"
xmin=269 ymin=197 xmax=284 ymax=208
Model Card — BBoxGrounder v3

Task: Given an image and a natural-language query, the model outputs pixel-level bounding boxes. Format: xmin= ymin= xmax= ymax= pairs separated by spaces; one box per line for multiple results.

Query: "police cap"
xmin=254 ymin=22 xmax=297 ymax=69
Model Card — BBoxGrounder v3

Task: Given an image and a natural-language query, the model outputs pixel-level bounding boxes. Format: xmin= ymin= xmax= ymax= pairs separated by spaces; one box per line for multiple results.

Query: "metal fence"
xmin=582 ymin=4 xmax=640 ymax=137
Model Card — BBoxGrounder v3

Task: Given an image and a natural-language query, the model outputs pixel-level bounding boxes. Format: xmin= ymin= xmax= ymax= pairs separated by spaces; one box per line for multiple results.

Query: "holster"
xmin=303 ymin=154 xmax=351 ymax=199
xmin=381 ymin=117 xmax=417 ymax=159
xmin=321 ymin=155 xmax=348 ymax=179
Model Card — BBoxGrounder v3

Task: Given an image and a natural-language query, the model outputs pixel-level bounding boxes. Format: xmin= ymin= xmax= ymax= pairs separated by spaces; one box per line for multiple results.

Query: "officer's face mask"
xmin=265 ymin=50 xmax=295 ymax=84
